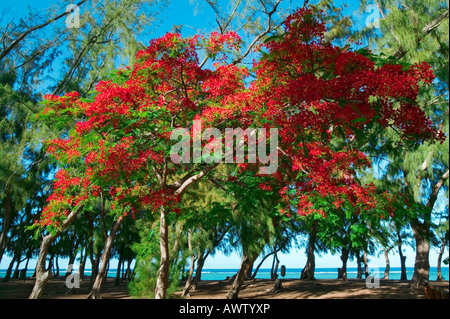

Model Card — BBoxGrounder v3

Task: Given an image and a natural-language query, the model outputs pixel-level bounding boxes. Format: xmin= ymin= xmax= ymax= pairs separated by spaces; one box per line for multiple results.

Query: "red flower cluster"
xmin=36 ymin=7 xmax=442 ymax=228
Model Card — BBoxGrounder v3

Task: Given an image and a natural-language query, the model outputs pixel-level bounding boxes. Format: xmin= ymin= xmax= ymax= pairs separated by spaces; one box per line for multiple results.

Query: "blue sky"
xmin=0 ymin=1 xmax=447 ymax=272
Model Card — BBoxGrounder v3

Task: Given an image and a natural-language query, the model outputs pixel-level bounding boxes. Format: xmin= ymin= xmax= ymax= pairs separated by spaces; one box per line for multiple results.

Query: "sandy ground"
xmin=0 ymin=276 xmax=448 ymax=299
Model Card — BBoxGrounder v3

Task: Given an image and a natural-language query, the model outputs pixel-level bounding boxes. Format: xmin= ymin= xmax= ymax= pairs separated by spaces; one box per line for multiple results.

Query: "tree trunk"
xmin=13 ymin=257 xmax=23 ymax=279
xmin=79 ymin=247 xmax=88 ymax=280
xmin=252 ymin=250 xmax=274 ymax=279
xmin=384 ymin=247 xmax=392 ymax=279
xmin=125 ymin=259 xmax=132 ymax=281
xmin=363 ymin=251 xmax=369 ymax=278
xmin=29 ymin=234 xmax=54 ymax=299
xmin=226 ymin=252 xmax=259 ymax=299
xmin=3 ymin=254 xmax=17 ymax=282
xmin=410 ymin=219 xmax=430 ymax=289
xmin=155 ymin=206 xmax=170 ymax=299
xmin=29 ymin=204 xmax=84 ymax=299
xmin=436 ymin=236 xmax=446 ymax=281
xmin=115 ymin=254 xmax=123 ymax=286
xmin=338 ymin=248 xmax=349 ymax=281
xmin=182 ymin=230 xmax=195 ymax=297
xmin=301 ymin=220 xmax=317 ymax=280
xmin=397 ymin=231 xmax=407 ymax=280
xmin=192 ymin=252 xmax=206 ymax=290
xmin=0 ymin=185 xmax=13 ymax=266
xmin=65 ymin=238 xmax=80 ymax=277
xmin=90 ymin=252 xmax=101 ymax=284
xmin=270 ymin=248 xmax=279 ymax=279
xmin=54 ymin=255 xmax=60 ymax=277
xmin=356 ymin=253 xmax=363 ymax=279
xmin=87 ymin=217 xmax=124 ymax=299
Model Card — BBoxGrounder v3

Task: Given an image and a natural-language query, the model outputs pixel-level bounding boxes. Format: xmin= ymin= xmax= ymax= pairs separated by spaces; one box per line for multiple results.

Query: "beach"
xmin=0 ymin=276 xmax=448 ymax=299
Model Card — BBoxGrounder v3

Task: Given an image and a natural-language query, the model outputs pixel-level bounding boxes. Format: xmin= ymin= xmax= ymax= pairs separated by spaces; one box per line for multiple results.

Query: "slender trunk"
xmin=397 ymin=231 xmax=407 ymax=280
xmin=90 ymin=253 xmax=101 ymax=285
xmin=247 ymin=261 xmax=255 ymax=280
xmin=115 ymin=254 xmax=123 ymax=285
xmin=29 ymin=204 xmax=84 ymax=299
xmin=125 ymin=259 xmax=132 ymax=281
xmin=79 ymin=247 xmax=88 ymax=280
xmin=65 ymin=238 xmax=80 ymax=277
xmin=363 ymin=251 xmax=369 ymax=278
xmin=384 ymin=247 xmax=392 ymax=279
xmin=87 ymin=217 xmax=124 ymax=299
xmin=13 ymin=257 xmax=22 ymax=279
xmin=410 ymin=219 xmax=430 ymax=289
xmin=192 ymin=252 xmax=206 ymax=290
xmin=338 ymin=248 xmax=349 ymax=281
xmin=226 ymin=252 xmax=259 ymax=299
xmin=436 ymin=236 xmax=446 ymax=281
xmin=54 ymin=255 xmax=60 ymax=277
xmin=24 ymin=258 xmax=30 ymax=278
xmin=301 ymin=219 xmax=318 ymax=280
xmin=0 ymin=185 xmax=13 ymax=266
xmin=155 ymin=206 xmax=170 ymax=299
xmin=90 ymin=251 xmax=102 ymax=285
xmin=270 ymin=248 xmax=279 ymax=279
xmin=3 ymin=254 xmax=17 ymax=282
xmin=410 ymin=169 xmax=449 ymax=287
xmin=252 ymin=251 xmax=274 ymax=279
xmin=356 ymin=254 xmax=363 ymax=279
xmin=29 ymin=235 xmax=53 ymax=299
xmin=182 ymin=230 xmax=195 ymax=297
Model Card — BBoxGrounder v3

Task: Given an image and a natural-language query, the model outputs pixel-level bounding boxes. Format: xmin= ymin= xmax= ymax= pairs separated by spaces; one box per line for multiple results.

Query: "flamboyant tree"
xmin=32 ymin=7 xmax=443 ymax=299
xmin=33 ymin=30 xmax=247 ymax=299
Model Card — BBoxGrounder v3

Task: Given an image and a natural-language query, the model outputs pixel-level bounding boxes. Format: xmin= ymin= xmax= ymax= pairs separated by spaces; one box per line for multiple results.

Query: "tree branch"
xmin=0 ymin=1 xmax=87 ymax=63
xmin=173 ymin=163 xmax=221 ymax=195
xmin=393 ymin=8 xmax=449 ymax=60
xmin=426 ymin=169 xmax=449 ymax=209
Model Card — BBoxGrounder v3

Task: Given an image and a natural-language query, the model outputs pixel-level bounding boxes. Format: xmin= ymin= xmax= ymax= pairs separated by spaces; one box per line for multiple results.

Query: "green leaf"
xmin=351 ymin=117 xmax=366 ymax=123
xmin=302 ymin=142 xmax=309 ymax=157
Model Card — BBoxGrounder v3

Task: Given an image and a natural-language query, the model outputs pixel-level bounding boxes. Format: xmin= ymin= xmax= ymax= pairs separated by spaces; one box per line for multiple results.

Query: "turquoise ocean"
xmin=1 ymin=267 xmax=448 ymax=281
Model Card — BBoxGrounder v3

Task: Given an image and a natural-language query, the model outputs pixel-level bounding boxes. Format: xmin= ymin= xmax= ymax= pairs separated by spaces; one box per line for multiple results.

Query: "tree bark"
xmin=79 ymin=247 xmax=88 ymax=280
xmin=363 ymin=251 xmax=369 ymax=278
xmin=410 ymin=219 xmax=430 ymax=289
xmin=252 ymin=250 xmax=275 ymax=279
xmin=90 ymin=253 xmax=101 ymax=285
xmin=226 ymin=252 xmax=259 ymax=299
xmin=29 ymin=204 xmax=84 ymax=299
xmin=192 ymin=252 xmax=205 ymax=290
xmin=2 ymin=254 xmax=17 ymax=282
xmin=155 ymin=206 xmax=170 ymax=299
xmin=115 ymin=254 xmax=123 ymax=285
xmin=356 ymin=254 xmax=363 ymax=279
xmin=397 ymin=231 xmax=407 ymax=280
xmin=29 ymin=235 xmax=53 ymax=299
xmin=300 ymin=219 xmax=317 ymax=280
xmin=338 ymin=248 xmax=349 ymax=281
xmin=436 ymin=236 xmax=446 ymax=281
xmin=64 ymin=238 xmax=79 ymax=277
xmin=384 ymin=247 xmax=393 ymax=279
xmin=270 ymin=248 xmax=279 ymax=279
xmin=0 ymin=185 xmax=13 ymax=266
xmin=87 ymin=217 xmax=124 ymax=299
xmin=182 ymin=230 xmax=195 ymax=297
